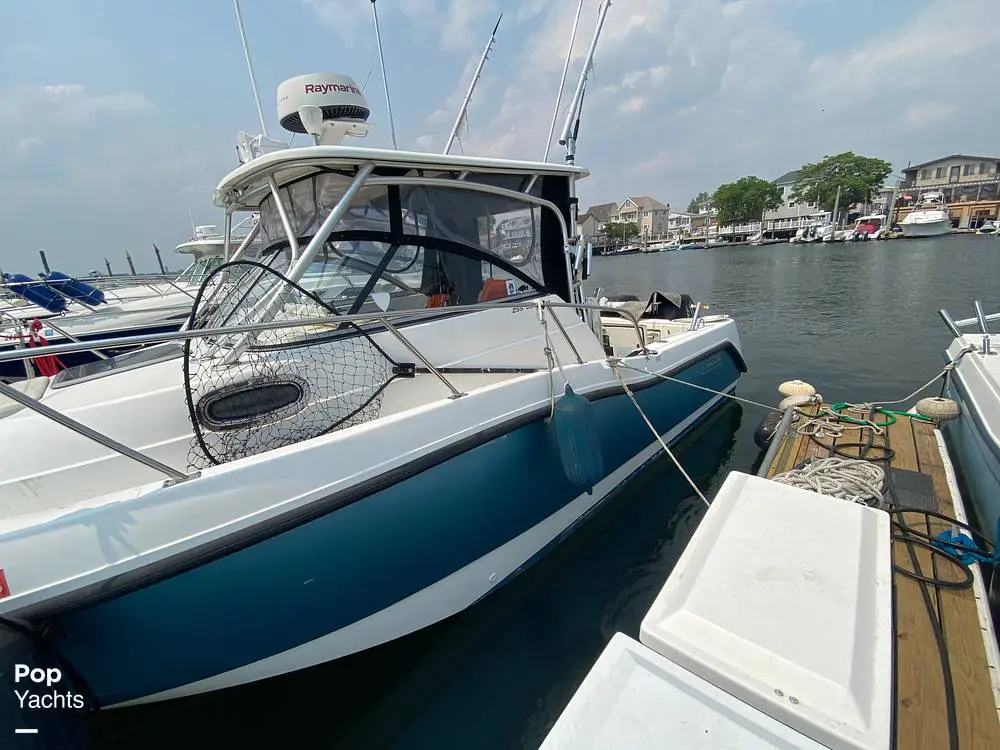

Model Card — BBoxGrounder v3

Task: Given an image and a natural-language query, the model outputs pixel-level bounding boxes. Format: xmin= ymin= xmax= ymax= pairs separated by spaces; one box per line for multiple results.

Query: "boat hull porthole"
xmin=196 ymin=378 xmax=306 ymax=431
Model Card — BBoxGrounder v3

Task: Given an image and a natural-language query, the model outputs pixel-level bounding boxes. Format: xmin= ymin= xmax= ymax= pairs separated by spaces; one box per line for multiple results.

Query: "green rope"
xmin=828 ymin=402 xmax=936 ymax=426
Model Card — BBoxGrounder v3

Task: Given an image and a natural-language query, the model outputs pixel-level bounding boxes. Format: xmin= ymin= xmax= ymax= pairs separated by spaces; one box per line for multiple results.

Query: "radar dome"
xmin=276 ymin=73 xmax=372 ymax=145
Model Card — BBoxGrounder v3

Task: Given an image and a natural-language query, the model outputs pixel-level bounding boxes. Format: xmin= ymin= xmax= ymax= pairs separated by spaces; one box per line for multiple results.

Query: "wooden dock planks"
xmin=766 ymin=404 xmax=1000 ymax=750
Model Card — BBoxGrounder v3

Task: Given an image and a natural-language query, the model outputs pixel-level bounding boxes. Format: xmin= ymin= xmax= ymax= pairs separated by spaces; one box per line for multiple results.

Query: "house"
xmin=615 ymin=196 xmax=670 ymax=237
xmin=899 ymin=154 xmax=1000 ymax=228
xmin=577 ymin=201 xmax=618 ymax=238
xmin=758 ymin=168 xmax=830 ymax=234
xmin=666 ymin=210 xmax=694 ymax=237
xmin=903 ymin=155 xmax=1000 ymax=189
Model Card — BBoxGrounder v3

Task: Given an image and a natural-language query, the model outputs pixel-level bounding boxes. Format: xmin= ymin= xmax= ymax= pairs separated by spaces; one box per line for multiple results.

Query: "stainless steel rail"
xmin=939 ymin=309 xmax=963 ymax=339
xmin=974 ymin=300 xmax=992 ymax=354
xmin=0 ymin=300 xmax=654 ymax=364
xmin=941 ymin=302 xmax=997 ymax=354
xmin=0 ymin=298 xmax=688 ymax=480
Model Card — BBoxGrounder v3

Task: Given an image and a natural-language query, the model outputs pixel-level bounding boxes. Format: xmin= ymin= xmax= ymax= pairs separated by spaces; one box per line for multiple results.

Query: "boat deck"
xmin=765 ymin=404 xmax=1000 ymax=750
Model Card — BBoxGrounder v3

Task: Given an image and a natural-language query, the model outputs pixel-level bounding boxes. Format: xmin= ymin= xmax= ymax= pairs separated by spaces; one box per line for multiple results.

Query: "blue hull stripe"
xmin=52 ymin=347 xmax=743 ymax=706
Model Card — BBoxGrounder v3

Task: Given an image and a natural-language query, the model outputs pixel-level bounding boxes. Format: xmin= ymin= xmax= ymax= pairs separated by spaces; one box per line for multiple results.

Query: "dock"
xmin=765 ymin=403 xmax=1000 ymax=750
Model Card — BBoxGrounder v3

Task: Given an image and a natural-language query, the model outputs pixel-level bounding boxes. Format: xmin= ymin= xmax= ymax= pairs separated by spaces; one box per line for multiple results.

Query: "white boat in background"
xmin=976 ymin=219 xmax=997 ymax=235
xmin=790 ymin=222 xmax=832 ymax=243
xmin=0 ymin=217 xmax=261 ymax=379
xmin=899 ymin=190 xmax=951 ymax=237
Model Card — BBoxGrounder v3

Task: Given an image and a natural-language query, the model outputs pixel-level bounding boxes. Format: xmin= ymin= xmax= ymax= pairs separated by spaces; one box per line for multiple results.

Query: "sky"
xmin=1 ymin=0 xmax=997 ymax=274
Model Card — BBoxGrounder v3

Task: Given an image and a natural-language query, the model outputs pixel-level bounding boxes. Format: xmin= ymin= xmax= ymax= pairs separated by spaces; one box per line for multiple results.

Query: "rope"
xmin=612 ymin=365 xmax=711 ymax=508
xmin=616 ymin=361 xmax=781 ymax=412
xmin=615 ymin=346 xmax=973 ymax=419
xmin=838 ymin=347 xmax=973 ymax=410
xmin=537 ymin=300 xmax=567 ymax=419
xmin=772 ymin=457 xmax=885 ymax=505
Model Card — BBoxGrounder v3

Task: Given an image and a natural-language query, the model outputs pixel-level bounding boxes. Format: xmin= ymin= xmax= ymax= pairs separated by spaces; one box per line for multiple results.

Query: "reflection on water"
xmin=93 ymin=234 xmax=997 ymax=748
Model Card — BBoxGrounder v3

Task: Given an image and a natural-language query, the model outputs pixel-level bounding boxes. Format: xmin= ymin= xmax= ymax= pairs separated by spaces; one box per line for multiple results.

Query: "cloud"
xmin=616 ymin=96 xmax=647 ymax=116
xmin=900 ymin=102 xmax=957 ymax=133
xmin=16 ymin=137 xmax=41 ymax=158
xmin=0 ymin=83 xmax=152 ymax=126
xmin=304 ymin=0 xmax=500 ymax=52
xmin=2 ymin=0 xmax=997 ymax=274
xmin=430 ymin=0 xmax=1000 ymax=210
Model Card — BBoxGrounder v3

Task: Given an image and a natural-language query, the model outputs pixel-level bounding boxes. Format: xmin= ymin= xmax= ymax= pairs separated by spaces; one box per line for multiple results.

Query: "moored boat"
xmin=0 ymin=68 xmax=745 ymax=711
xmin=899 ymin=190 xmax=951 ymax=238
xmin=939 ymin=303 xmax=1000 ymax=543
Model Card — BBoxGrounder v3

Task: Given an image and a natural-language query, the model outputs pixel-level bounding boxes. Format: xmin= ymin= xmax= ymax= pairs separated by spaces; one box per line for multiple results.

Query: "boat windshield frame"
xmin=202 ymin=160 xmax=579 ymax=341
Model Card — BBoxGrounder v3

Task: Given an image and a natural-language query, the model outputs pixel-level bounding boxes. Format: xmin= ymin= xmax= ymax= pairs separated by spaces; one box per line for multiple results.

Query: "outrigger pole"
xmin=443 ymin=14 xmax=503 ymax=155
xmin=559 ymin=0 xmax=612 ymax=166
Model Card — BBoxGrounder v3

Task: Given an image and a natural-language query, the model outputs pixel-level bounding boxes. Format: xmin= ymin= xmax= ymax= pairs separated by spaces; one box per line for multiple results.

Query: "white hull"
xmin=900 ymin=219 xmax=950 ymax=238
xmin=944 ymin=334 xmax=1000 ymax=543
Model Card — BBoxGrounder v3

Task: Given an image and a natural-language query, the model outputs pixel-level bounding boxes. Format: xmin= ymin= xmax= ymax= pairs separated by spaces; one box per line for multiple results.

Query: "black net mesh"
xmin=182 ymin=259 xmax=400 ymax=470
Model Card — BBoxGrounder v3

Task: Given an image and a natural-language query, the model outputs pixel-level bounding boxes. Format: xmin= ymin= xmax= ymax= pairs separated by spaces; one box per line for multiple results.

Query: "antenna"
xmin=543 ymin=0 xmax=585 ymax=162
xmin=233 ymin=0 xmax=268 ymax=138
xmin=443 ymin=14 xmax=502 ymax=155
xmin=559 ymin=0 xmax=612 ymax=165
xmin=369 ymin=0 xmax=398 ymax=150
xmin=187 ymin=205 xmax=196 ymax=235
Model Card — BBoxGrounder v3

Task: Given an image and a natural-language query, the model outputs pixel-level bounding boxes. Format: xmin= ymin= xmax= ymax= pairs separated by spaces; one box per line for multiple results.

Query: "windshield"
xmin=177 ymin=256 xmax=224 ymax=283
xmin=250 ymin=171 xmax=552 ymax=318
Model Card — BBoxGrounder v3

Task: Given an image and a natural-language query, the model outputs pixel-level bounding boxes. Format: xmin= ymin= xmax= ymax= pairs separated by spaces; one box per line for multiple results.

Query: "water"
xmin=91 ymin=234 xmax=1000 ymax=749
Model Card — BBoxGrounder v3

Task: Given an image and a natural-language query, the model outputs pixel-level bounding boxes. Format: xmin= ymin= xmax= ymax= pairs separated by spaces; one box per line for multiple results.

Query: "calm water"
xmin=92 ymin=234 xmax=1000 ymax=749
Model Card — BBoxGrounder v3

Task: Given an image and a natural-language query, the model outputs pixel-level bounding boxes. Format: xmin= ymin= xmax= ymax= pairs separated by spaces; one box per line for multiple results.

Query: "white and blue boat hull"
xmin=942 ymin=335 xmax=1000 ymax=544
xmin=36 ymin=345 xmax=744 ymax=708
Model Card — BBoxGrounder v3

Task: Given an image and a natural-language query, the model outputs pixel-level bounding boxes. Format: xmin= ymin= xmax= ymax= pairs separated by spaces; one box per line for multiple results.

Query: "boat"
xmin=0 ymin=220 xmax=261 ymax=380
xmin=899 ymin=190 xmax=951 ymax=238
xmin=789 ymin=223 xmax=828 ymax=243
xmin=976 ymin=219 xmax=997 ymax=235
xmin=0 ymin=68 xmax=745 ymax=711
xmin=848 ymin=213 xmax=888 ymax=241
xmin=939 ymin=303 xmax=1000 ymax=543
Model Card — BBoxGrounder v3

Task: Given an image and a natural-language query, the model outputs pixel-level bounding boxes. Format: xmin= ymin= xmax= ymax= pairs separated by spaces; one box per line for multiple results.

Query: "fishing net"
xmin=182 ymin=259 xmax=403 ymax=470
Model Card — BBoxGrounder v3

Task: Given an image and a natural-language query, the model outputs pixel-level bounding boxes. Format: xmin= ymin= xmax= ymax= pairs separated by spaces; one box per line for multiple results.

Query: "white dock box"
xmin=539 ymin=632 xmax=826 ymax=749
xmin=640 ymin=471 xmax=893 ymax=750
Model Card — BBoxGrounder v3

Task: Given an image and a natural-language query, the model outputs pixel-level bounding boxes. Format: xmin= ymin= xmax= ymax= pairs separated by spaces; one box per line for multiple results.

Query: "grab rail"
xmin=0 ymin=299 xmax=652 ymax=364
xmin=0 ymin=298 xmax=682 ymax=482
xmin=974 ymin=300 xmax=992 ymax=355
xmin=941 ymin=303 xmax=996 ymax=354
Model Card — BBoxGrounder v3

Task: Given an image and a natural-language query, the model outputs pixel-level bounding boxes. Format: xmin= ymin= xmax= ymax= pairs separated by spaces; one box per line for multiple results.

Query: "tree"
xmin=711 ymin=176 xmax=783 ymax=227
xmin=687 ymin=191 xmax=713 ymax=214
xmin=790 ymin=152 xmax=892 ymax=214
xmin=603 ymin=221 xmax=638 ymax=242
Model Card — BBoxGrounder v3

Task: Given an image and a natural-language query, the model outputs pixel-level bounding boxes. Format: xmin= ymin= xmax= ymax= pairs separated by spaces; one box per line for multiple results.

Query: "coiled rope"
xmin=771 ymin=456 xmax=886 ymax=506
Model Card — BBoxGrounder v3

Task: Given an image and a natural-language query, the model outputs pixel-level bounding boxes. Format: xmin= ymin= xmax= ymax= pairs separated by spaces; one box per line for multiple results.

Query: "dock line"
xmin=611 ymin=365 xmax=710 ymax=508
